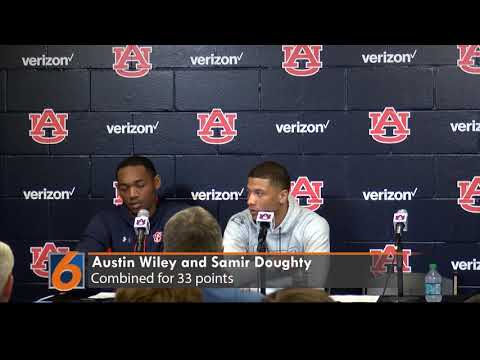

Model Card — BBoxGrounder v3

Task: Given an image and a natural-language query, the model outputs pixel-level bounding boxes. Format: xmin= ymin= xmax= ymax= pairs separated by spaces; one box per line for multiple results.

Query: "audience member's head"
xmin=264 ymin=288 xmax=335 ymax=303
xmin=163 ymin=206 xmax=223 ymax=252
xmin=115 ymin=288 xmax=203 ymax=303
xmin=0 ymin=241 xmax=14 ymax=303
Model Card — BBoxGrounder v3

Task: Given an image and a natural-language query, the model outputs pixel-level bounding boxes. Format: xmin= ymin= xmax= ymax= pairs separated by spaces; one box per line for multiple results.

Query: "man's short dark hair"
xmin=248 ymin=161 xmax=291 ymax=191
xmin=116 ymin=156 xmax=157 ymax=180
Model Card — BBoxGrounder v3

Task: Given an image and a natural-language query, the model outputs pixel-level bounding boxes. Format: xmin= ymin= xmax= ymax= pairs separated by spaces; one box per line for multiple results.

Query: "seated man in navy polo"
xmin=77 ymin=156 xmax=189 ymax=252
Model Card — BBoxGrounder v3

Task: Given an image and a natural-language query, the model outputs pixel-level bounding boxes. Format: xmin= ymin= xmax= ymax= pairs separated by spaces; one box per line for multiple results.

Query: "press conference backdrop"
xmin=1 ymin=45 xmax=480 ymax=302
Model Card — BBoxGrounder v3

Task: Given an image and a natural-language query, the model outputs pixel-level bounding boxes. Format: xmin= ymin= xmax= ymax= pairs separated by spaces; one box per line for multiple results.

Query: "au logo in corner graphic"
xmin=48 ymin=251 xmax=85 ymax=291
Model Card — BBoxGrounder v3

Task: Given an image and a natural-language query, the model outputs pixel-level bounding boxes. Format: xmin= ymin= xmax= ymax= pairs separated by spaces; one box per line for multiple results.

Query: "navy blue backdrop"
xmin=1 ymin=45 xmax=479 ymax=301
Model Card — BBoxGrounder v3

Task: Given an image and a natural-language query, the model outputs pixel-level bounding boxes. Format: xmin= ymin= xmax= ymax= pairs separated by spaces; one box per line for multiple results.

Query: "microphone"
xmin=134 ymin=209 xmax=150 ymax=252
xmin=393 ymin=209 xmax=408 ymax=236
xmin=256 ymin=211 xmax=274 ymax=294
xmin=392 ymin=209 xmax=407 ymax=299
xmin=256 ymin=211 xmax=274 ymax=252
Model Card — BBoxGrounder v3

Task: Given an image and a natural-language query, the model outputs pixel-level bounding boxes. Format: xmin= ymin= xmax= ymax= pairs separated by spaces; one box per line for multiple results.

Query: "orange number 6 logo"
xmin=51 ymin=251 xmax=82 ymax=291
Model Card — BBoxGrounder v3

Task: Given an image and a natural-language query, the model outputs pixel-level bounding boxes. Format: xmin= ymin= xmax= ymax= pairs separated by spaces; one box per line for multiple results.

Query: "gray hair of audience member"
xmin=115 ymin=288 xmax=203 ymax=303
xmin=0 ymin=241 xmax=14 ymax=303
xmin=163 ymin=206 xmax=223 ymax=252
xmin=264 ymin=288 xmax=336 ymax=303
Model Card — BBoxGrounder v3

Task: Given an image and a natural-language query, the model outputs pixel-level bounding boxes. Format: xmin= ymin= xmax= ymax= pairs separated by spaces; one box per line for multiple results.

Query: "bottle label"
xmin=425 ymin=283 xmax=441 ymax=295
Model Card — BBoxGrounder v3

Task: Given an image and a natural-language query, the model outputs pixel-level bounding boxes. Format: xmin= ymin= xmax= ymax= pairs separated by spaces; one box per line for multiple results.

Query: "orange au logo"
xmin=370 ymin=244 xmax=412 ymax=277
xmin=290 ymin=176 xmax=324 ymax=212
xmin=457 ymin=45 xmax=480 ymax=74
xmin=369 ymin=107 xmax=411 ymax=144
xmin=29 ymin=108 xmax=68 ymax=145
xmin=112 ymin=45 xmax=152 ymax=78
xmin=282 ymin=45 xmax=323 ymax=77
xmin=153 ymin=231 xmax=163 ymax=243
xmin=458 ymin=176 xmax=480 ymax=213
xmin=113 ymin=181 xmax=123 ymax=206
xmin=30 ymin=242 xmax=70 ymax=278
xmin=197 ymin=108 xmax=238 ymax=145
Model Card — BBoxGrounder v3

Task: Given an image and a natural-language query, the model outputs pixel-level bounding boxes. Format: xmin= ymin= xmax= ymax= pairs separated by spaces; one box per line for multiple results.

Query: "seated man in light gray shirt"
xmin=223 ymin=161 xmax=330 ymax=293
xmin=223 ymin=161 xmax=330 ymax=253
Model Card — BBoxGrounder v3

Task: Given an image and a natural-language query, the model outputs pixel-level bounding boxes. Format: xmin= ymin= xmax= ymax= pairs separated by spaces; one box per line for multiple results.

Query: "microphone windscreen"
xmin=137 ymin=209 xmax=150 ymax=218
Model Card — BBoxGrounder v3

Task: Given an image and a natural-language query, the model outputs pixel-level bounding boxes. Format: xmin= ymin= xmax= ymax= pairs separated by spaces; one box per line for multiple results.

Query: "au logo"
xmin=153 ymin=231 xmax=163 ymax=243
xmin=258 ymin=213 xmax=272 ymax=221
xmin=369 ymin=107 xmax=411 ymax=144
xmin=30 ymin=242 xmax=69 ymax=278
xmin=29 ymin=108 xmax=69 ymax=145
xmin=197 ymin=108 xmax=238 ymax=145
xmin=48 ymin=251 xmax=85 ymax=291
xmin=458 ymin=176 xmax=480 ymax=213
xmin=370 ymin=244 xmax=412 ymax=278
xmin=290 ymin=176 xmax=324 ymax=212
xmin=136 ymin=218 xmax=147 ymax=226
xmin=112 ymin=45 xmax=152 ymax=78
xmin=282 ymin=45 xmax=323 ymax=77
xmin=457 ymin=45 xmax=480 ymax=74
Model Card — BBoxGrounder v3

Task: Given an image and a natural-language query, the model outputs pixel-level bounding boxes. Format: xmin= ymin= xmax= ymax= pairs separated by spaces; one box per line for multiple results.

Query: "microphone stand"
xmin=379 ymin=225 xmax=424 ymax=303
xmin=257 ymin=225 xmax=268 ymax=295
xmin=134 ymin=230 xmax=145 ymax=253
xmin=394 ymin=226 xmax=404 ymax=299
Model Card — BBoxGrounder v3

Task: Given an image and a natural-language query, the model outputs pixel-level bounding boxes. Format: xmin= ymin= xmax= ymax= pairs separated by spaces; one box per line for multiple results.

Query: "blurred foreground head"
xmin=115 ymin=288 xmax=203 ymax=303
xmin=163 ymin=206 xmax=223 ymax=252
xmin=264 ymin=288 xmax=335 ymax=303
xmin=0 ymin=241 xmax=14 ymax=303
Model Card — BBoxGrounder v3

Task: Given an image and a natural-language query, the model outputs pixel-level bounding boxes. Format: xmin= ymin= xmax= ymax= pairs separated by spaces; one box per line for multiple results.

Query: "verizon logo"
xmin=450 ymin=120 xmax=480 ymax=132
xmin=190 ymin=53 xmax=244 ymax=66
xmin=276 ymin=120 xmax=330 ymax=134
xmin=361 ymin=50 xmax=418 ymax=64
xmin=106 ymin=121 xmax=159 ymax=135
xmin=191 ymin=188 xmax=245 ymax=201
xmin=363 ymin=188 xmax=418 ymax=201
xmin=22 ymin=53 xmax=75 ymax=67
xmin=23 ymin=187 xmax=76 ymax=200
xmin=451 ymin=259 xmax=480 ymax=271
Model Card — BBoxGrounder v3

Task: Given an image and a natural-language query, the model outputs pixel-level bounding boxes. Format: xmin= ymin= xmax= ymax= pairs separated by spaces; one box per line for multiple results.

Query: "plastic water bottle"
xmin=425 ymin=264 xmax=442 ymax=303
